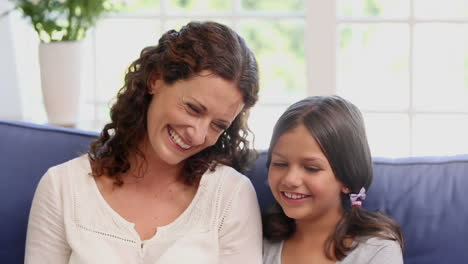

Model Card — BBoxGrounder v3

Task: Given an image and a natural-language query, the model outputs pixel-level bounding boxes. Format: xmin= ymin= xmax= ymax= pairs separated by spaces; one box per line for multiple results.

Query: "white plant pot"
xmin=39 ymin=41 xmax=84 ymax=127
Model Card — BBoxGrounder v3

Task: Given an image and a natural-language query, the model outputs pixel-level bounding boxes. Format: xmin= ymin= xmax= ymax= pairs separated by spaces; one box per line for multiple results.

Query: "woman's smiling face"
xmin=143 ymin=71 xmax=245 ymax=167
xmin=268 ymin=124 xmax=347 ymax=223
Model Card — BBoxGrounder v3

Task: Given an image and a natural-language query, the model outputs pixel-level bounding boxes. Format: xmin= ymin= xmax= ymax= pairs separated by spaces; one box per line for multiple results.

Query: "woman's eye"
xmin=186 ymin=103 xmax=201 ymax=114
xmin=212 ymin=122 xmax=227 ymax=132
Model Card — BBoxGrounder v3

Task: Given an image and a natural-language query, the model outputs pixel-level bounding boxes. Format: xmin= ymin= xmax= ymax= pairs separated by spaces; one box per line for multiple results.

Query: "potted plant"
xmin=5 ymin=0 xmax=120 ymax=127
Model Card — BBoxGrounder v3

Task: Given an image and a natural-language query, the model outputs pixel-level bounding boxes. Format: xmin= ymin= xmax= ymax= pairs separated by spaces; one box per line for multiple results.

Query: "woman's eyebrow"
xmin=187 ymin=97 xmax=232 ymax=125
xmin=214 ymin=119 xmax=230 ymax=127
xmin=186 ymin=97 xmax=208 ymax=112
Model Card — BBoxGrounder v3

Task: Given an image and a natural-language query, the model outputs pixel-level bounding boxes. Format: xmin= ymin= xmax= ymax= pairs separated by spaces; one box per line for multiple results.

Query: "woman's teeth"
xmin=283 ymin=192 xmax=309 ymax=199
xmin=169 ymin=128 xmax=191 ymax=150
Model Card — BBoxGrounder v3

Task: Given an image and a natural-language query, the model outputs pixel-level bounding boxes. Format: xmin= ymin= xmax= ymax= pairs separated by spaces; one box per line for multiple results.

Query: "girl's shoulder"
xmin=262 ymin=239 xmax=283 ymax=264
xmin=339 ymin=235 xmax=403 ymax=264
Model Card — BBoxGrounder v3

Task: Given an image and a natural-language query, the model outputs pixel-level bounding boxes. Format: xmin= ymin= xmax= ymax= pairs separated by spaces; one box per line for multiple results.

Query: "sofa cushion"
xmin=0 ymin=121 xmax=98 ymax=263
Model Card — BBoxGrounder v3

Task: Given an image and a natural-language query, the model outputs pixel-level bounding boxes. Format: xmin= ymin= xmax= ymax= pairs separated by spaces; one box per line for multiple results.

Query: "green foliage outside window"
xmin=116 ymin=0 xmax=307 ymax=96
xmin=118 ymin=0 xmax=160 ymax=12
xmin=6 ymin=0 xmax=121 ymax=42
xmin=364 ymin=0 xmax=382 ymax=16
xmin=241 ymin=21 xmax=305 ymax=95
xmin=169 ymin=0 xmax=230 ymax=11
xmin=242 ymin=0 xmax=303 ymax=11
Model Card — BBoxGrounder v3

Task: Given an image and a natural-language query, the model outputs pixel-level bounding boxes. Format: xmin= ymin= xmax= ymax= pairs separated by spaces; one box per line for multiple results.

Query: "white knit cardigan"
xmin=25 ymin=155 xmax=262 ymax=264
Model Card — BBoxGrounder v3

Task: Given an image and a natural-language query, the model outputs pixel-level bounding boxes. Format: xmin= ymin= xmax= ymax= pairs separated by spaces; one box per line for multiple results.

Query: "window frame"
xmin=12 ymin=0 xmax=466 ymax=156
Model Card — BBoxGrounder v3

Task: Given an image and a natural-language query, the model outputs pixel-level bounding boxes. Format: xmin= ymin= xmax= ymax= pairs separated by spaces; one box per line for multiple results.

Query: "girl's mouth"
xmin=281 ymin=191 xmax=312 ymax=203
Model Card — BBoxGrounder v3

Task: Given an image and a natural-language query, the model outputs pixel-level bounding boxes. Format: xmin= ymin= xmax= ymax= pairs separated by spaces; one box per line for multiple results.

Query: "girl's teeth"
xmin=169 ymin=128 xmax=191 ymax=149
xmin=284 ymin=192 xmax=308 ymax=199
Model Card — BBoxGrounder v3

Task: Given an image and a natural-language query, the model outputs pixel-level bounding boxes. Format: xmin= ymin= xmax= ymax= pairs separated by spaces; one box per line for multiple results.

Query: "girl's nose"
xmin=281 ymin=167 xmax=302 ymax=188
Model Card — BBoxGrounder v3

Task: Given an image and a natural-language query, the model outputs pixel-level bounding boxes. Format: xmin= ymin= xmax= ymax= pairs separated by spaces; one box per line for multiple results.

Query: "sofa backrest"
xmin=245 ymin=152 xmax=468 ymax=264
xmin=1 ymin=120 xmax=467 ymax=264
xmin=369 ymin=156 xmax=468 ymax=264
xmin=0 ymin=121 xmax=98 ymax=263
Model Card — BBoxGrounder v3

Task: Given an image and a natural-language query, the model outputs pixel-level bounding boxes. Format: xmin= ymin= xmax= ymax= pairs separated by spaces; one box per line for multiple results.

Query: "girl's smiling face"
xmin=268 ymin=124 xmax=347 ymax=223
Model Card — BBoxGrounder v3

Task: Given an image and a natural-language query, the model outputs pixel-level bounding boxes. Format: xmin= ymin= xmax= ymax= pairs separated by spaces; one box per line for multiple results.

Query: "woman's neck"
xmin=122 ymin=140 xmax=185 ymax=191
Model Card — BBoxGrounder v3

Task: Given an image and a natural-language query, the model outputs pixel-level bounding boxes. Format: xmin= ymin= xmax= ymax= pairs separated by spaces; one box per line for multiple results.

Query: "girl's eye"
xmin=305 ymin=166 xmax=320 ymax=172
xmin=271 ymin=162 xmax=287 ymax=168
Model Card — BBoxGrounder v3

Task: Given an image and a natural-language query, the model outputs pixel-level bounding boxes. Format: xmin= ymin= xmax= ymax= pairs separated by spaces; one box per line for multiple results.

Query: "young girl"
xmin=263 ymin=96 xmax=404 ymax=264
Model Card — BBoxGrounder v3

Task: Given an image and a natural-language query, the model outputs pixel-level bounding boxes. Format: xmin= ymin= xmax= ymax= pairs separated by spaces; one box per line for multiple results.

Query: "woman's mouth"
xmin=167 ymin=126 xmax=191 ymax=150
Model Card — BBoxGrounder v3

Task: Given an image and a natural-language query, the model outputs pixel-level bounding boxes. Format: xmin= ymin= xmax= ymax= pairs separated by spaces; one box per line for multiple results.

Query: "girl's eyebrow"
xmin=303 ymin=157 xmax=327 ymax=166
xmin=272 ymin=152 xmax=326 ymax=164
xmin=303 ymin=157 xmax=324 ymax=162
xmin=271 ymin=152 xmax=286 ymax=159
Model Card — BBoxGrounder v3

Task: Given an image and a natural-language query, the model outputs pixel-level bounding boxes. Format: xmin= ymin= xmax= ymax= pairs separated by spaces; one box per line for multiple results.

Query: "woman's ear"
xmin=148 ymin=85 xmax=155 ymax=95
xmin=148 ymin=74 xmax=162 ymax=94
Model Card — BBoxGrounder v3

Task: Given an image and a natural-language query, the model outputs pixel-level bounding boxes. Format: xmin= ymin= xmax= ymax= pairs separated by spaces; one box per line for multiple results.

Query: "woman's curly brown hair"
xmin=88 ymin=21 xmax=259 ymax=186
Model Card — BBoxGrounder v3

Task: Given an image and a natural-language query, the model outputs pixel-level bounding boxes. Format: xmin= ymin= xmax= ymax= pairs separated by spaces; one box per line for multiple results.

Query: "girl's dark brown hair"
xmin=88 ymin=21 xmax=259 ymax=186
xmin=263 ymin=95 xmax=404 ymax=261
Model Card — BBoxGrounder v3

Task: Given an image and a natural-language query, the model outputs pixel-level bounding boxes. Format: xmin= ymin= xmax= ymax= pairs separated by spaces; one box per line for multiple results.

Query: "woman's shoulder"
xmin=32 ymin=155 xmax=93 ymax=215
xmin=41 ymin=154 xmax=92 ymax=187
xmin=202 ymin=164 xmax=259 ymax=217
xmin=340 ymin=235 xmax=403 ymax=264
xmin=47 ymin=153 xmax=89 ymax=171
xmin=205 ymin=164 xmax=253 ymax=189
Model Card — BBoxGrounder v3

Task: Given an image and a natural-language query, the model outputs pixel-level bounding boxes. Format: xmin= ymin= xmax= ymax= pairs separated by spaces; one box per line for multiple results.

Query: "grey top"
xmin=263 ymin=236 xmax=403 ymax=264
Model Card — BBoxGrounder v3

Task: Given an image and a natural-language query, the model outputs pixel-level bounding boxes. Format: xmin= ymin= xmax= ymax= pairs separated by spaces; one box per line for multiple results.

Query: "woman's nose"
xmin=186 ymin=118 xmax=209 ymax=146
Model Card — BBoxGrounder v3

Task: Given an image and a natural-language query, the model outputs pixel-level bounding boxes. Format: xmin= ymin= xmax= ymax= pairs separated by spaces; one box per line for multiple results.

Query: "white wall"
xmin=0 ymin=1 xmax=22 ymax=120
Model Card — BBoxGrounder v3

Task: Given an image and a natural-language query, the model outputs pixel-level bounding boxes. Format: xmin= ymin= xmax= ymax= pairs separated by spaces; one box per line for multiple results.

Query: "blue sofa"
xmin=1 ymin=120 xmax=467 ymax=264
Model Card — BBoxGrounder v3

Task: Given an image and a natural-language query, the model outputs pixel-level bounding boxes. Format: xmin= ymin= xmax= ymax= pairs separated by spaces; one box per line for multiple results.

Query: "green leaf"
xmin=9 ymin=0 xmax=117 ymax=42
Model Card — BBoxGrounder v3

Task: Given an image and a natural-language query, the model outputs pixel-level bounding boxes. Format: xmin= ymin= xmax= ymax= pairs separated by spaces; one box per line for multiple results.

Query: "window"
xmin=336 ymin=0 xmax=468 ymax=157
xmin=86 ymin=0 xmax=306 ymax=150
xmin=15 ymin=0 xmax=468 ymax=157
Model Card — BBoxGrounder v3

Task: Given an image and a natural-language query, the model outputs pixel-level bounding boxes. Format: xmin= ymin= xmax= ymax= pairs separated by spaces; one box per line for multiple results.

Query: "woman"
xmin=25 ymin=21 xmax=262 ymax=263
xmin=263 ymin=96 xmax=404 ymax=263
